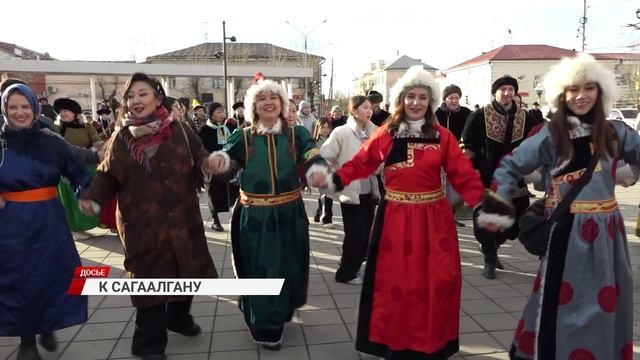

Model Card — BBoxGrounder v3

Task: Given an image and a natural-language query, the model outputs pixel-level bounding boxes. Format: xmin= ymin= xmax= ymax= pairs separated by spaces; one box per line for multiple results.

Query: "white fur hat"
xmin=543 ymin=53 xmax=618 ymax=113
xmin=243 ymin=79 xmax=289 ymax=124
xmin=389 ymin=65 xmax=440 ymax=115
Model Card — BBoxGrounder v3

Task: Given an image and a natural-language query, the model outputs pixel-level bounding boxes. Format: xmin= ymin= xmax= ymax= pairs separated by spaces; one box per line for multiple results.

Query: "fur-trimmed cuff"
xmin=482 ymin=190 xmax=515 ymax=216
xmin=476 ymin=211 xmax=515 ymax=231
xmin=203 ymin=151 xmax=230 ymax=184
xmin=306 ymin=164 xmax=334 ymax=192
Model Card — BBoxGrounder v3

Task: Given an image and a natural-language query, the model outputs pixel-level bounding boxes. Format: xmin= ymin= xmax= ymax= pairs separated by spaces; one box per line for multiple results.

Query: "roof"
xmin=0 ymin=41 xmax=53 ymax=60
xmin=444 ymin=44 xmax=582 ymax=72
xmin=383 ymin=55 xmax=438 ymax=71
xmin=146 ymin=42 xmax=323 ymax=63
xmin=591 ymin=52 xmax=640 ymax=61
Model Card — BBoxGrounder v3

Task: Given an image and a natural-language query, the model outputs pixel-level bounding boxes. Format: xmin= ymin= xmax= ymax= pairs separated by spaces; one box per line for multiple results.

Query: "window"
xmin=169 ymin=77 xmax=176 ymax=89
xmin=212 ymin=78 xmax=225 ymax=89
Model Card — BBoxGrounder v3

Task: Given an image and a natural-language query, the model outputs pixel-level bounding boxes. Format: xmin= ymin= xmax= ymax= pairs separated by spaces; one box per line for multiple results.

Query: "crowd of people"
xmin=1 ymin=52 xmax=639 ymax=360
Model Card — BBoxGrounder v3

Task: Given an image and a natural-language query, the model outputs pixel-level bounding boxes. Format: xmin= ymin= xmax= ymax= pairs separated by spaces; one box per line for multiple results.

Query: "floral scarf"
xmin=121 ymin=106 xmax=174 ymax=172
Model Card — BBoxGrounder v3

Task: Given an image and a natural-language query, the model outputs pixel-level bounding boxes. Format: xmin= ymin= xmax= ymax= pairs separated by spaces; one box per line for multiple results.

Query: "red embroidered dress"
xmin=336 ymin=123 xmax=484 ymax=358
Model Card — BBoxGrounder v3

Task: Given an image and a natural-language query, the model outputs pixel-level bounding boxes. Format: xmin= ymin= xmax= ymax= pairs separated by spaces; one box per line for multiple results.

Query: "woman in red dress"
xmin=321 ymin=66 xmax=485 ymax=359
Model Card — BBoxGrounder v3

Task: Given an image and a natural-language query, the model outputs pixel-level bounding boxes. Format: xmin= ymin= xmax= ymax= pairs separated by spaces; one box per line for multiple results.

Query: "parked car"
xmin=607 ymin=108 xmax=639 ymax=130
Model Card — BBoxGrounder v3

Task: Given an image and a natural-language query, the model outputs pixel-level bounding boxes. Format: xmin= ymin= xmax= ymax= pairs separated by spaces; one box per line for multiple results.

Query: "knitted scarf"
xmin=121 ymin=106 xmax=174 ymax=172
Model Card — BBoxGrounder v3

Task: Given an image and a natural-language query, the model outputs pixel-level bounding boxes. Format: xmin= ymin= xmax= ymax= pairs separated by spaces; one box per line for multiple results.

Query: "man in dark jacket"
xmin=461 ymin=75 xmax=537 ymax=280
xmin=436 ymin=84 xmax=473 ymax=227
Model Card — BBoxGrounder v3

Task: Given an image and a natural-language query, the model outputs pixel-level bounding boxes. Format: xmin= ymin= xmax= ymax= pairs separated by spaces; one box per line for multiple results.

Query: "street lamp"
xmin=284 ymin=19 xmax=327 ymax=101
xmin=222 ymin=21 xmax=236 ymax=114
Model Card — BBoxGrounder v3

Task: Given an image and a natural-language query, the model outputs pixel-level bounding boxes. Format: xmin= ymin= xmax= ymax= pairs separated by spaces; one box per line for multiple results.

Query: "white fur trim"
xmin=523 ymin=170 xmax=542 ymax=184
xmin=389 ymin=65 xmax=440 ymax=115
xmin=476 ymin=211 xmax=515 ymax=231
xmin=256 ymin=118 xmax=283 ymax=135
xmin=543 ymin=53 xmax=618 ymax=114
xmin=243 ymin=80 xmax=289 ymax=125
xmin=306 ymin=163 xmax=334 ymax=192
xmin=90 ymin=200 xmax=101 ymax=215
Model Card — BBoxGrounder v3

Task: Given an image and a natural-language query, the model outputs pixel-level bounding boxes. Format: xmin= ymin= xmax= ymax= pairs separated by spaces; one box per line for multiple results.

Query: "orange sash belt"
xmin=0 ymin=186 xmax=58 ymax=202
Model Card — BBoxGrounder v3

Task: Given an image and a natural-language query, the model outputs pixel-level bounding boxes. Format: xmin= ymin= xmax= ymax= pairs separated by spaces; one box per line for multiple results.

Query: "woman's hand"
xmin=308 ymin=172 xmax=328 ymax=188
xmin=78 ymin=199 xmax=97 ymax=216
xmin=204 ymin=155 xmax=226 ymax=175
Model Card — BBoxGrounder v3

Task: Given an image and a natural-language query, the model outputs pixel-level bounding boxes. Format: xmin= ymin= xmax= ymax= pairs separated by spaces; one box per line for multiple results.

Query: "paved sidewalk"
xmin=2 ymin=187 xmax=640 ymax=360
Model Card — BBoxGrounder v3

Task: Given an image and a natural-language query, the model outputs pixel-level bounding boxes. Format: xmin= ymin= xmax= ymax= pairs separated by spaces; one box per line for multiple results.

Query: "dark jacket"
xmin=435 ymin=105 xmax=472 ymax=141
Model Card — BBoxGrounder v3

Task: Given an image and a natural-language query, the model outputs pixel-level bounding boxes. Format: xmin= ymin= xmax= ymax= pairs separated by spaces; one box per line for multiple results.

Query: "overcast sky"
xmin=3 ymin=0 xmax=637 ymax=96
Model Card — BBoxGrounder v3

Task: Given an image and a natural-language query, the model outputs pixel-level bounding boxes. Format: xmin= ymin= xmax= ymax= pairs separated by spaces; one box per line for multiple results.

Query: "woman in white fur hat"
xmin=207 ymin=79 xmax=331 ymax=350
xmin=321 ymin=66 xmax=485 ymax=359
xmin=481 ymin=53 xmax=640 ymax=359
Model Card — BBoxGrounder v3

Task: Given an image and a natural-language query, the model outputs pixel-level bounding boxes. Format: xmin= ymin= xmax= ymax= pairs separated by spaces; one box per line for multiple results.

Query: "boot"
xmin=483 ymin=262 xmax=496 ymax=280
xmin=38 ymin=332 xmax=57 ymax=352
xmin=211 ymin=212 xmax=224 ymax=232
xmin=17 ymin=336 xmax=42 ymax=360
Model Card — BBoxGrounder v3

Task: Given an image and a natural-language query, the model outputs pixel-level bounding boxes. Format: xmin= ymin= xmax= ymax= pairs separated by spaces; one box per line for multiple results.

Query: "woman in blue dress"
xmin=0 ymin=84 xmax=90 ymax=360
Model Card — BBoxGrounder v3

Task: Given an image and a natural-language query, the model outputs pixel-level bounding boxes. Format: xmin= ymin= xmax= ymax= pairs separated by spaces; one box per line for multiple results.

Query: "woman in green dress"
xmin=208 ymin=79 xmax=331 ymax=350
xmin=53 ymin=98 xmax=103 ymax=240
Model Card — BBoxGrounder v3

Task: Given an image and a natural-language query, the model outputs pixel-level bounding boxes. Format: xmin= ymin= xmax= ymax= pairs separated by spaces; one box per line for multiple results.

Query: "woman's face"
xmin=126 ymin=81 xmax=162 ymax=118
xmin=5 ymin=93 xmax=34 ymax=129
xmin=564 ymin=81 xmax=598 ymax=116
xmin=403 ymin=87 xmax=430 ymax=120
xmin=255 ymin=91 xmax=282 ymax=126
xmin=171 ymin=101 xmax=184 ymax=120
xmin=212 ymin=107 xmax=226 ymax=122
xmin=353 ymin=100 xmax=373 ymax=124
xmin=287 ymin=102 xmax=297 ymax=125
xmin=58 ymin=109 xmax=76 ymax=123
xmin=319 ymin=123 xmax=331 ymax=137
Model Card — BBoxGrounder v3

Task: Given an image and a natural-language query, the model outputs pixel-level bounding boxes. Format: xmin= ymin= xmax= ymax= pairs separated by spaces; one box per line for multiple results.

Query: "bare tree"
xmin=96 ymin=75 xmax=120 ymax=103
xmin=189 ymin=77 xmax=201 ymax=101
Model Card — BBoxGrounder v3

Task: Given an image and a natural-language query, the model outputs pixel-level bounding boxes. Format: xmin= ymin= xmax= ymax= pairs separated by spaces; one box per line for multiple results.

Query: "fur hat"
xmin=244 ymin=79 xmax=289 ymax=125
xmin=491 ymin=75 xmax=518 ymax=95
xmin=366 ymin=90 xmax=383 ymax=103
xmin=388 ymin=65 xmax=440 ymax=115
xmin=232 ymin=101 xmax=244 ymax=110
xmin=193 ymin=105 xmax=204 ymax=111
xmin=442 ymin=84 xmax=462 ymax=100
xmin=543 ymin=53 xmax=617 ymax=113
xmin=53 ymin=98 xmax=82 ymax=115
xmin=298 ymin=100 xmax=311 ymax=111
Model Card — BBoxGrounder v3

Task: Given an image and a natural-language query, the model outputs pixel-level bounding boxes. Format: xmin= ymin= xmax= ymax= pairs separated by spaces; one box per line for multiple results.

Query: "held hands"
xmin=308 ymin=172 xmax=328 ymax=189
xmin=474 ymin=190 xmax=516 ymax=233
xmin=203 ymin=155 xmax=226 ymax=175
xmin=78 ymin=199 xmax=98 ymax=216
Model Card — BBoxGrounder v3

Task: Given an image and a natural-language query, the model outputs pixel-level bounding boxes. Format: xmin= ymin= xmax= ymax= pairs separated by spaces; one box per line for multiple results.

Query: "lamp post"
xmin=222 ymin=21 xmax=236 ymax=114
xmin=284 ymin=19 xmax=327 ymax=101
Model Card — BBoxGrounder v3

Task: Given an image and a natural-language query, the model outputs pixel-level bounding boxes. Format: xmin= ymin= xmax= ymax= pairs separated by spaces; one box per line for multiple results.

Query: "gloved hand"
xmin=475 ymin=190 xmax=515 ymax=232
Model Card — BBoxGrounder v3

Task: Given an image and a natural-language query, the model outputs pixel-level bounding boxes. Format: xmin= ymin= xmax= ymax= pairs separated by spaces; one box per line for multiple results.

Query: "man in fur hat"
xmin=461 ymin=75 xmax=538 ymax=279
xmin=192 ymin=104 xmax=206 ymax=132
xmin=231 ymin=101 xmax=248 ymax=128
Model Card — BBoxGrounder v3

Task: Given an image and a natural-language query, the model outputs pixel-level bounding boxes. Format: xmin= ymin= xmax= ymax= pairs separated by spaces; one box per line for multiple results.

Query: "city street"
xmin=2 ymin=187 xmax=640 ymax=360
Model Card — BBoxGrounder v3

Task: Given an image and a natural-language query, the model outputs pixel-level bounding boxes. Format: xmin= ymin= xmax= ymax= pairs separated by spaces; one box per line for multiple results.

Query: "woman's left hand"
xmin=78 ymin=199 xmax=97 ymax=216
xmin=309 ymin=172 xmax=328 ymax=188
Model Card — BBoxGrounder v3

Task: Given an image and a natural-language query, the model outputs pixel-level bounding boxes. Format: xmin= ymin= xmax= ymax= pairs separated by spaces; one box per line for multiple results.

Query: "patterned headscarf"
xmin=1 ymin=84 xmax=41 ymax=127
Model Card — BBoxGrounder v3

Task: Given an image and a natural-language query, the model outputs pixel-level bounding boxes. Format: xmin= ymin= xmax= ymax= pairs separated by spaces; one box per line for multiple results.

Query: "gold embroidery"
xmin=386 ymin=142 xmax=440 ymax=171
xmin=303 ymin=148 xmax=320 ymax=164
xmin=483 ymin=105 xmax=526 ymax=143
xmin=384 ymin=188 xmax=445 ymax=204
xmin=546 ymin=161 xmax=602 ymax=208
xmin=570 ymin=198 xmax=617 ymax=214
xmin=240 ymin=188 xmax=301 ymax=207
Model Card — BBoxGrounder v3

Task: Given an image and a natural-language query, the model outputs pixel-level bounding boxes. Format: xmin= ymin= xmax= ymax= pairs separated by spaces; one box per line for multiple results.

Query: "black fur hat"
xmin=491 ymin=75 xmax=518 ymax=95
xmin=53 ymin=98 xmax=82 ymax=115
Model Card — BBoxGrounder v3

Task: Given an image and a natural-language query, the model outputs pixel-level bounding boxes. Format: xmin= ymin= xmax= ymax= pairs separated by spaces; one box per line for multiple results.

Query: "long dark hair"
xmin=548 ymin=84 xmax=616 ymax=160
xmin=385 ymin=86 xmax=437 ymax=137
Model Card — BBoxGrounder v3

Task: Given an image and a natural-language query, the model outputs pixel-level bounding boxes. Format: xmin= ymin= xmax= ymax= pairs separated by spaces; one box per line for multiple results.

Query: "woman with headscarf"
xmin=199 ymin=102 xmax=237 ymax=231
xmin=316 ymin=66 xmax=485 ymax=359
xmin=53 ymin=97 xmax=103 ymax=240
xmin=0 ymin=84 xmax=90 ymax=360
xmin=78 ymin=72 xmax=218 ymax=360
xmin=479 ymin=53 xmax=640 ymax=360
xmin=207 ymin=79 xmax=331 ymax=350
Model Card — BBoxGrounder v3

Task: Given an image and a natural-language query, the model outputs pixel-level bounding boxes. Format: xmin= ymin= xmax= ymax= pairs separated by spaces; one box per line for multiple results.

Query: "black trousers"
xmin=474 ymin=195 xmax=530 ymax=263
xmin=131 ymin=297 xmax=194 ymax=356
xmin=336 ymin=194 xmax=376 ymax=283
xmin=314 ymin=194 xmax=333 ymax=224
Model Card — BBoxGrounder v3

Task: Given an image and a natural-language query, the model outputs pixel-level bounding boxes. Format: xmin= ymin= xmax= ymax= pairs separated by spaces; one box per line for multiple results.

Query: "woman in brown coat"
xmin=79 ymin=73 xmax=218 ymax=360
